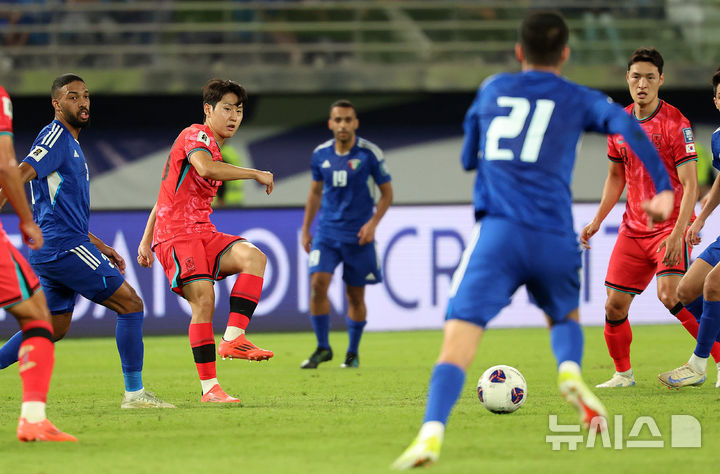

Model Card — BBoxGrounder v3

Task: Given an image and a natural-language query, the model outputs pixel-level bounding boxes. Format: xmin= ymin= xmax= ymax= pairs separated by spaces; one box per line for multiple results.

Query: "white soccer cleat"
xmin=121 ymin=389 xmax=176 ymax=409
xmin=391 ymin=434 xmax=442 ymax=470
xmin=658 ymin=363 xmax=706 ymax=389
xmin=558 ymin=362 xmax=608 ymax=431
xmin=595 ymin=371 xmax=635 ymax=388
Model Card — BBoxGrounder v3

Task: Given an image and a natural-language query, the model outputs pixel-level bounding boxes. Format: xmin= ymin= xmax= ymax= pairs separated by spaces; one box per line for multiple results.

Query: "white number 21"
xmin=485 ymin=97 xmax=555 ymax=163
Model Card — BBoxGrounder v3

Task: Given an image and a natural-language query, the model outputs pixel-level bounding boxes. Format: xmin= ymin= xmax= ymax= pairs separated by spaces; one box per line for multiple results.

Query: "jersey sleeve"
xmin=184 ymin=128 xmax=213 ymax=160
xmin=460 ymin=91 xmax=481 ymax=171
xmin=310 ymin=151 xmax=323 ymax=181
xmin=607 ymin=135 xmax=622 ymax=163
xmin=0 ymin=87 xmax=13 ymax=134
xmin=368 ymin=146 xmax=391 ymax=185
xmin=23 ymin=132 xmax=66 ymax=179
xmin=669 ymin=116 xmax=697 ymax=167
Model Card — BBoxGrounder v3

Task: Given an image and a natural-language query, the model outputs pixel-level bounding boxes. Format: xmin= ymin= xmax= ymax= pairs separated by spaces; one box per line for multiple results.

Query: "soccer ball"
xmin=476 ymin=365 xmax=527 ymax=414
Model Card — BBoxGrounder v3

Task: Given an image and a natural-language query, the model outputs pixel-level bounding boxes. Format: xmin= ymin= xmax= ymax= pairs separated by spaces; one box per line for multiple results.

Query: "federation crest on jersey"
xmin=652 ymin=134 xmax=661 ymax=150
xmin=348 ymin=158 xmax=361 ymax=170
xmin=197 ymin=130 xmax=211 ymax=146
xmin=682 ymin=127 xmax=694 ymax=144
xmin=28 ymin=145 xmax=48 ymax=162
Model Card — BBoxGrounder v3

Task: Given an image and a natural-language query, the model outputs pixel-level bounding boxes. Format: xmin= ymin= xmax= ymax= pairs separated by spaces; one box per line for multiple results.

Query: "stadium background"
xmin=2 ymin=0 xmax=720 ymax=337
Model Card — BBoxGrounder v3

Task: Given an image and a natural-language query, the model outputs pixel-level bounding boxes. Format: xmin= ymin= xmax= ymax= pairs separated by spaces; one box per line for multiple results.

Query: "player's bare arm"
xmin=137 ymin=202 xmax=157 ymax=268
xmin=357 ymin=181 xmax=393 ymax=246
xmin=687 ymin=173 xmax=720 ymax=245
xmin=0 ymin=135 xmax=43 ymax=250
xmin=657 ymin=161 xmax=698 ymax=266
xmin=88 ymin=231 xmax=126 ymax=274
xmin=0 ymin=161 xmax=38 ymax=210
xmin=581 ymin=161 xmax=626 ymax=249
xmin=188 ymin=150 xmax=273 ymax=194
xmin=301 ymin=180 xmax=323 ymax=253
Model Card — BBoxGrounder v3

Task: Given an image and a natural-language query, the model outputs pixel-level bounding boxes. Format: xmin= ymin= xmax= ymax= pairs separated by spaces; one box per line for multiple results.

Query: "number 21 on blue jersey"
xmin=485 ymin=97 xmax=555 ymax=163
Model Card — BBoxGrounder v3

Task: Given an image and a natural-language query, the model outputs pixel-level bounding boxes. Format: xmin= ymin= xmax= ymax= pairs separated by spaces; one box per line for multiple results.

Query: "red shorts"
xmin=605 ymin=229 xmax=690 ymax=295
xmin=154 ymin=232 xmax=244 ymax=296
xmin=0 ymin=234 xmax=41 ymax=308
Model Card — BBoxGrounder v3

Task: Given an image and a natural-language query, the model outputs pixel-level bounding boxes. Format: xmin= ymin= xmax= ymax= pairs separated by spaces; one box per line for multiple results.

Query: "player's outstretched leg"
xmin=218 ymin=274 xmax=273 ymax=361
xmin=675 ymin=296 xmax=720 ymax=387
xmin=597 ymin=316 xmax=635 ymax=388
xmin=16 ymin=320 xmax=76 ymax=442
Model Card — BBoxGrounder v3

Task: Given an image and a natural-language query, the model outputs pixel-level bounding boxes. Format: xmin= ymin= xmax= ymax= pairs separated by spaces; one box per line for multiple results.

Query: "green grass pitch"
xmin=0 ymin=324 xmax=717 ymax=473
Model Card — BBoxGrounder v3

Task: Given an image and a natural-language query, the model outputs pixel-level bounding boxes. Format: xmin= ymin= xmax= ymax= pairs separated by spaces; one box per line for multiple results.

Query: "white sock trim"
xmin=419 ymin=421 xmax=445 ymax=442
xmin=689 ymin=353 xmax=708 ymax=373
xmin=558 ymin=360 xmax=581 ymax=375
xmin=21 ymin=401 xmax=46 ymax=423
xmin=201 ymin=378 xmax=219 ymax=395
xmin=222 ymin=327 xmax=244 ymax=341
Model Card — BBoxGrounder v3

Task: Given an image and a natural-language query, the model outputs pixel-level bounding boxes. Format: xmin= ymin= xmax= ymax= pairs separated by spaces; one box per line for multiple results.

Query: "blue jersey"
xmin=461 ymin=71 xmax=672 ymax=234
xmin=311 ymin=136 xmax=391 ymax=243
xmin=712 ymin=126 xmax=720 ymax=171
xmin=23 ymin=120 xmax=90 ymax=263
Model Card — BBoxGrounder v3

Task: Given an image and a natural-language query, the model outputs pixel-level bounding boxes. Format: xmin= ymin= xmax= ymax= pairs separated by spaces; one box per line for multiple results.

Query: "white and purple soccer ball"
xmin=477 ymin=365 xmax=527 ymax=414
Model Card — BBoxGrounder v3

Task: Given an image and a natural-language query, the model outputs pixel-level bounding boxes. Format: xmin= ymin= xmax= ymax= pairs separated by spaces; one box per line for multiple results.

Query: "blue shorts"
xmin=309 ymin=236 xmax=382 ymax=287
xmin=32 ymin=241 xmax=125 ymax=315
xmin=698 ymin=235 xmax=720 ymax=267
xmin=446 ymin=217 xmax=581 ymax=327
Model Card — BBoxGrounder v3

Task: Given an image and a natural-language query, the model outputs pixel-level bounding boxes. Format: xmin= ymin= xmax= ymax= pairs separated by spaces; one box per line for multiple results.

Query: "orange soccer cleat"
xmin=201 ymin=384 xmax=242 ymax=404
xmin=17 ymin=418 xmax=77 ymax=442
xmin=218 ymin=333 xmax=274 ymax=361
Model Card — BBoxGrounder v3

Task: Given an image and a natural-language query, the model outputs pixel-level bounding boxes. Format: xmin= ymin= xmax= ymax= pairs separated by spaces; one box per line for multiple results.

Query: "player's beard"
xmin=65 ymin=108 xmax=90 ymax=129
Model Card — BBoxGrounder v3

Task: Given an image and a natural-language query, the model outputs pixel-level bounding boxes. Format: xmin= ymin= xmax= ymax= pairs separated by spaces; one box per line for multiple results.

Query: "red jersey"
xmin=0 ymin=86 xmax=13 ymax=234
xmin=607 ymin=100 xmax=696 ymax=237
xmin=153 ymin=124 xmax=223 ymax=246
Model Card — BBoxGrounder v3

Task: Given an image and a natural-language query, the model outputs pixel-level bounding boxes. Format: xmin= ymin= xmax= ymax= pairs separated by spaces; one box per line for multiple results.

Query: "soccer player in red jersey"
xmin=137 ymin=79 xmax=274 ymax=403
xmin=581 ymin=48 xmax=720 ymax=387
xmin=0 ymin=85 xmax=75 ymax=441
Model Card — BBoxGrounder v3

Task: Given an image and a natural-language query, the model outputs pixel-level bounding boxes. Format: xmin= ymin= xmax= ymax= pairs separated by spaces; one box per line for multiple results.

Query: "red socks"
xmin=228 ymin=274 xmax=263 ymax=331
xmin=189 ymin=323 xmax=216 ymax=381
xmin=18 ymin=320 xmax=55 ymax=403
xmin=604 ymin=316 xmax=632 ymax=372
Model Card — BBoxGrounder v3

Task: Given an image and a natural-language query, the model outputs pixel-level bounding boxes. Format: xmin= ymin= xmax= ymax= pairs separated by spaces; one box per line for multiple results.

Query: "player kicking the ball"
xmin=138 ymin=79 xmax=274 ymax=403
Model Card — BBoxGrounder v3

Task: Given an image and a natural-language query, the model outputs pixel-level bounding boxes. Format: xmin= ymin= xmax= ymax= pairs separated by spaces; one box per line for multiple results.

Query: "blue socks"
xmin=550 ymin=318 xmax=583 ymax=366
xmin=0 ymin=330 xmax=23 ymax=369
xmin=116 ymin=311 xmax=144 ymax=391
xmin=423 ymin=363 xmax=466 ymax=424
xmin=686 ymin=296 xmax=704 ymax=322
xmin=346 ymin=316 xmax=367 ymax=355
xmin=695 ymin=300 xmax=720 ymax=358
xmin=310 ymin=314 xmax=331 ymax=349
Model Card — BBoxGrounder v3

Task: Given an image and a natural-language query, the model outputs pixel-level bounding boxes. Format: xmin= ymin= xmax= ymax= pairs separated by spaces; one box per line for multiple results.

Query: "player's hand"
xmin=357 ymin=221 xmax=376 ymax=246
xmin=686 ymin=219 xmax=704 ymax=246
xmin=137 ymin=241 xmax=154 ymax=268
xmin=657 ymin=232 xmax=683 ymax=267
xmin=642 ymin=190 xmax=674 ymax=229
xmin=579 ymin=220 xmax=600 ymax=249
xmin=19 ymin=219 xmax=43 ymax=250
xmin=255 ymin=170 xmax=274 ymax=195
xmin=301 ymin=230 xmax=312 ymax=253
xmin=102 ymin=245 xmax=126 ymax=274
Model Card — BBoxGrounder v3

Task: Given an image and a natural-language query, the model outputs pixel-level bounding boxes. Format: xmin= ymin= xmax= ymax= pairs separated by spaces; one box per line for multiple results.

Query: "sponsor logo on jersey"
xmin=321 ymin=160 xmax=331 ymax=168
xmin=28 ymin=146 xmax=48 ymax=162
xmin=686 ymin=143 xmax=696 ymax=154
xmin=348 ymin=158 xmax=361 ymax=170
xmin=683 ymin=127 xmax=694 ymax=144
xmin=197 ymin=131 xmax=211 ymax=147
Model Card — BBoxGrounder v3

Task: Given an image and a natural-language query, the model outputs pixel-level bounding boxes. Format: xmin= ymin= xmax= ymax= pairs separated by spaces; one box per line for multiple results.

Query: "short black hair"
xmin=713 ymin=66 xmax=720 ymax=96
xmin=202 ymin=78 xmax=247 ymax=108
xmin=329 ymin=99 xmax=356 ymax=116
xmin=51 ymin=73 xmax=84 ymax=98
xmin=519 ymin=10 xmax=569 ymax=66
xmin=627 ymin=48 xmax=664 ymax=75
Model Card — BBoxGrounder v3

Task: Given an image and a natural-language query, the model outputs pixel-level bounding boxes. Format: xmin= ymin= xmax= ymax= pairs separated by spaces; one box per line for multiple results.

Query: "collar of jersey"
xmin=633 ymin=100 xmax=663 ymax=123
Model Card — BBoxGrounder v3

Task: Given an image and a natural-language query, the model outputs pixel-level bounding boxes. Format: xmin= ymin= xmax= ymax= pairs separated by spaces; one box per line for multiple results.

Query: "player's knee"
xmin=124 ymin=287 xmax=144 ymax=313
xmin=310 ymin=283 xmax=328 ymax=303
xmin=657 ymin=291 xmax=677 ymax=310
xmin=676 ymin=279 xmax=698 ymax=306
xmin=703 ymin=274 xmax=720 ymax=300
xmin=604 ymin=299 xmax=626 ymax=320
